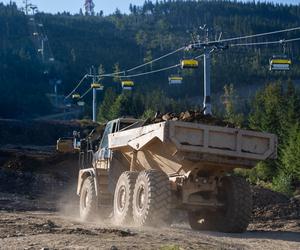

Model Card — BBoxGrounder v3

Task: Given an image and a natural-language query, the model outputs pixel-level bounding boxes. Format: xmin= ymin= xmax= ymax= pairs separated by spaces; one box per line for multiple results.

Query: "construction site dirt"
xmin=0 ymin=144 xmax=299 ymax=250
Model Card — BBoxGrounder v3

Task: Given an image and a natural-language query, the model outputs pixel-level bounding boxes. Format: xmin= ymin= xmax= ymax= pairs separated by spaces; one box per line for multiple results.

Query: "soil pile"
xmin=0 ymin=119 xmax=100 ymax=146
xmin=0 ymin=145 xmax=78 ymax=208
xmin=252 ymin=186 xmax=300 ymax=222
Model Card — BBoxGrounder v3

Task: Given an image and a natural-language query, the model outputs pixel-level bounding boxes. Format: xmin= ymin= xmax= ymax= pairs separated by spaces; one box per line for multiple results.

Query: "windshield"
xmin=100 ymin=122 xmax=113 ymax=149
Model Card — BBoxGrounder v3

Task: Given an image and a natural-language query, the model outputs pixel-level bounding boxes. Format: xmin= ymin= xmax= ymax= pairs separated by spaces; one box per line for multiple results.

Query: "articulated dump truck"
xmin=75 ymin=118 xmax=277 ymax=233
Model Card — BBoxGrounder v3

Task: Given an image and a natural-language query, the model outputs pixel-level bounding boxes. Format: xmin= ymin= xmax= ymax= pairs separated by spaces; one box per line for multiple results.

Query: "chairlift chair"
xmin=72 ymin=94 xmax=81 ymax=100
xmin=77 ymin=101 xmax=85 ymax=107
xmin=180 ymin=59 xmax=199 ymax=69
xmin=168 ymin=76 xmax=183 ymax=85
xmin=269 ymin=55 xmax=292 ymax=71
xmin=91 ymin=83 xmax=104 ymax=91
xmin=121 ymin=80 xmax=134 ymax=90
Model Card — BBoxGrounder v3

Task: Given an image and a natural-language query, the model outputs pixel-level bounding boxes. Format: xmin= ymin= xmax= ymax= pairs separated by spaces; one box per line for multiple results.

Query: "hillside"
xmin=1 ymin=1 xmax=300 ymax=119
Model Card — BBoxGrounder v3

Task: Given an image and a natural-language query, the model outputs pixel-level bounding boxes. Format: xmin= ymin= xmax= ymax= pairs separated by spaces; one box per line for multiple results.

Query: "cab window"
xmin=100 ymin=120 xmax=120 ymax=149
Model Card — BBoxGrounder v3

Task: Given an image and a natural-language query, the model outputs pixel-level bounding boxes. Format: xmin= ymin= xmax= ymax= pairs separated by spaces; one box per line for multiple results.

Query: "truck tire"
xmin=80 ymin=176 xmax=98 ymax=221
xmin=188 ymin=176 xmax=252 ymax=233
xmin=132 ymin=169 xmax=171 ymax=226
xmin=216 ymin=176 xmax=252 ymax=233
xmin=113 ymin=171 xmax=138 ymax=225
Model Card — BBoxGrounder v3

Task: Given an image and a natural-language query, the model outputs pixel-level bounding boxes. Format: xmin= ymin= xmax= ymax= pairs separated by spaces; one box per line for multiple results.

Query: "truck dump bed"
xmin=108 ymin=121 xmax=277 ymax=171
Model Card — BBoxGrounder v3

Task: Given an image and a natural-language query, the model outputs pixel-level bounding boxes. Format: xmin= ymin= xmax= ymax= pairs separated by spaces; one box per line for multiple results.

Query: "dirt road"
xmin=0 ymin=204 xmax=299 ymax=250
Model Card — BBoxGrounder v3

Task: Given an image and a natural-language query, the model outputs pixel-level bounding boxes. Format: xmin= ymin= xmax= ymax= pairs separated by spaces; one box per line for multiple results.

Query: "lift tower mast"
xmin=85 ymin=0 xmax=95 ymax=15
xmin=187 ymin=26 xmax=228 ymax=116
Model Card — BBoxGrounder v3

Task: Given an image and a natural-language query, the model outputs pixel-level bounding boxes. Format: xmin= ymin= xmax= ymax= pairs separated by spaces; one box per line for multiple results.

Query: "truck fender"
xmin=77 ymin=168 xmax=98 ymax=196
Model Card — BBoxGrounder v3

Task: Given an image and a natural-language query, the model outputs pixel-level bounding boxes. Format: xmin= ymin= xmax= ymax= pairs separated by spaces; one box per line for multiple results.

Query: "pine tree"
xmin=221 ymin=84 xmax=244 ymax=127
xmin=113 ymin=63 xmax=121 ymax=83
xmin=98 ymin=64 xmax=105 ymax=81
xmin=109 ymin=94 xmax=131 ymax=119
xmin=249 ymin=82 xmax=286 ymax=143
xmin=281 ymin=124 xmax=300 ymax=182
xmin=97 ymin=88 xmax=117 ymax=122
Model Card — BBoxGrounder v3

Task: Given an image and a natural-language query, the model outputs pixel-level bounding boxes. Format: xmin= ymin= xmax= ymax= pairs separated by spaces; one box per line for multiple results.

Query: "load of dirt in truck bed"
xmin=146 ymin=110 xmax=236 ymax=127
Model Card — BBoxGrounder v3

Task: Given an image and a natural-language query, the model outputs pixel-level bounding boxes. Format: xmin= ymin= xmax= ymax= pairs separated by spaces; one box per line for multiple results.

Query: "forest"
xmin=0 ymin=0 xmax=300 ymax=195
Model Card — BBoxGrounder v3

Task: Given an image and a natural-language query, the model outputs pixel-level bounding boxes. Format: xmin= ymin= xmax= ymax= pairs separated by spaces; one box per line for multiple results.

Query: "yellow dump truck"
xmin=76 ymin=118 xmax=277 ymax=233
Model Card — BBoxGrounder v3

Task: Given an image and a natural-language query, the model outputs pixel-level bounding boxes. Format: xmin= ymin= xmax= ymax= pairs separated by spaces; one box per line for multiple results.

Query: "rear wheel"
xmin=132 ymin=169 xmax=171 ymax=226
xmin=80 ymin=176 xmax=97 ymax=221
xmin=188 ymin=176 xmax=252 ymax=233
xmin=113 ymin=171 xmax=138 ymax=225
xmin=216 ymin=176 xmax=252 ymax=233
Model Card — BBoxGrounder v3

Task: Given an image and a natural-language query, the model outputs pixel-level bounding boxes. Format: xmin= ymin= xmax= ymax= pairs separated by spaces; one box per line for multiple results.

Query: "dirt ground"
xmin=0 ymin=145 xmax=300 ymax=250
xmin=0 ymin=199 xmax=299 ymax=250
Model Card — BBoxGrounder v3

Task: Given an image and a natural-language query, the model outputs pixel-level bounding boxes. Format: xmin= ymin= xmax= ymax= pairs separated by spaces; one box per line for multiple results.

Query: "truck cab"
xmin=92 ymin=118 xmax=142 ymax=168
xmin=76 ymin=118 xmax=142 ymax=207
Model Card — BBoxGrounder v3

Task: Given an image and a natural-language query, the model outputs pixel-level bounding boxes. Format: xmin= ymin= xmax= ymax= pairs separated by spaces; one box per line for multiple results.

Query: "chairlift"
xmin=72 ymin=94 xmax=81 ymax=99
xmin=180 ymin=59 xmax=199 ymax=69
xmin=269 ymin=55 xmax=292 ymax=71
xmin=77 ymin=101 xmax=85 ymax=107
xmin=121 ymin=80 xmax=134 ymax=90
xmin=91 ymin=83 xmax=104 ymax=90
xmin=168 ymin=76 xmax=183 ymax=85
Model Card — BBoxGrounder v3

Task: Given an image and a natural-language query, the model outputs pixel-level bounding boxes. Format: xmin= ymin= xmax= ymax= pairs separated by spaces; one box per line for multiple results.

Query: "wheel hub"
xmin=83 ymin=190 xmax=89 ymax=209
xmin=137 ymin=185 xmax=145 ymax=213
xmin=117 ymin=185 xmax=126 ymax=212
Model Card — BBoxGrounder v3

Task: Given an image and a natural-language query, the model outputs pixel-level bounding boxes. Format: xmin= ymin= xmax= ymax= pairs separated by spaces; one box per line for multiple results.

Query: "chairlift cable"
xmin=191 ymin=26 xmax=300 ymax=47
xmin=231 ymin=37 xmax=300 ymax=47
xmin=65 ymin=74 xmax=88 ymax=99
xmin=119 ymin=64 xmax=181 ymax=78
xmin=66 ymin=26 xmax=300 ymax=98
xmin=80 ymin=87 xmax=93 ymax=99
xmin=125 ymin=46 xmax=186 ymax=73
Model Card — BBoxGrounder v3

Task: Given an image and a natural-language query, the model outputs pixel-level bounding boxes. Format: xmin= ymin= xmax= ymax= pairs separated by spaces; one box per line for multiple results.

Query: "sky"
xmin=0 ymin=0 xmax=299 ymax=15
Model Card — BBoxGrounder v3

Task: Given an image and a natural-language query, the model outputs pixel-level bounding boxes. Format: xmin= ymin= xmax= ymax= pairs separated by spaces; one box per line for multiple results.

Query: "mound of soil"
xmin=252 ymin=186 xmax=300 ymax=222
xmin=0 ymin=145 xmax=78 ymax=201
xmin=0 ymin=119 xmax=100 ymax=146
xmin=146 ymin=110 xmax=236 ymax=127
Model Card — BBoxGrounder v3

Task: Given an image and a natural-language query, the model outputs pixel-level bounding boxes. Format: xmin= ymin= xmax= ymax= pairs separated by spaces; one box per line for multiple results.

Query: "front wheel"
xmin=113 ymin=171 xmax=138 ymax=225
xmin=132 ymin=169 xmax=171 ymax=227
xmin=80 ymin=176 xmax=98 ymax=221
